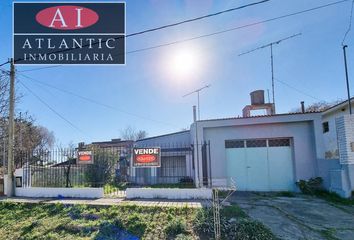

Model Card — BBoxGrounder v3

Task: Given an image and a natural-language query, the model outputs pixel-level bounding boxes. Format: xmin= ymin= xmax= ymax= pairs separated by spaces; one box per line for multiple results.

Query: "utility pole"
xmin=239 ymin=33 xmax=301 ymax=114
xmin=7 ymin=58 xmax=15 ymax=197
xmin=343 ymin=45 xmax=352 ymax=114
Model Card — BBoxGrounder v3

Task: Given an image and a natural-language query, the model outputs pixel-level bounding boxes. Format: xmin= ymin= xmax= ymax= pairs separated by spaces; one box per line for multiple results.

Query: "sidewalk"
xmin=0 ymin=196 xmax=209 ymax=208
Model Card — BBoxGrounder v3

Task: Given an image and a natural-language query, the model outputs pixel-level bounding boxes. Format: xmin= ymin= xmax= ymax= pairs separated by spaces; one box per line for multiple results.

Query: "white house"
xmin=134 ymin=96 xmax=354 ymax=197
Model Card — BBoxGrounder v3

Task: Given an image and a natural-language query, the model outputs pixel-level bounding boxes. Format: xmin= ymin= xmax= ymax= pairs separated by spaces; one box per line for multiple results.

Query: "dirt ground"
xmin=230 ymin=192 xmax=354 ymax=240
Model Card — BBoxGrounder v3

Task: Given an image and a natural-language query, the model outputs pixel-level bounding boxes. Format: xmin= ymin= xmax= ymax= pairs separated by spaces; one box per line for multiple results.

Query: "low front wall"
xmin=126 ymin=188 xmax=212 ymax=199
xmin=15 ymin=187 xmax=104 ymax=198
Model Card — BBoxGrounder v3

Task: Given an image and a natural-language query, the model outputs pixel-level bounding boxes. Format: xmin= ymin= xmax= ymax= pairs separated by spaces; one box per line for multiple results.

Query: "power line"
xmin=19 ymin=65 xmax=62 ymax=73
xmin=16 ymin=0 xmax=349 ymax=71
xmin=342 ymin=0 xmax=354 ymax=45
xmin=275 ymin=78 xmax=323 ymax=101
xmin=17 ymin=72 xmax=180 ymax=128
xmin=0 ymin=61 xmax=10 ymax=67
xmin=12 ymin=0 xmax=269 ymax=64
xmin=126 ymin=0 xmax=270 ymax=37
xmin=18 ymin=79 xmax=88 ymax=137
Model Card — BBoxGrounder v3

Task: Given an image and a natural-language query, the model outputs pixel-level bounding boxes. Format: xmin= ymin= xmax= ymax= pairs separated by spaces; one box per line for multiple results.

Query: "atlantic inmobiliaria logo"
xmin=13 ymin=2 xmax=125 ymax=65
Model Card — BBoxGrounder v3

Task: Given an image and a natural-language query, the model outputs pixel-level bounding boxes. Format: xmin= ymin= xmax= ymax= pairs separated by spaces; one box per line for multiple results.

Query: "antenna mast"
xmin=239 ymin=33 xmax=301 ymax=113
xmin=183 ymin=84 xmax=211 ymax=120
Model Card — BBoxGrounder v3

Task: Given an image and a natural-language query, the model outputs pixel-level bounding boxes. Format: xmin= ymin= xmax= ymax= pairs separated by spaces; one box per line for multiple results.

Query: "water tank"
xmin=250 ymin=90 xmax=265 ymax=105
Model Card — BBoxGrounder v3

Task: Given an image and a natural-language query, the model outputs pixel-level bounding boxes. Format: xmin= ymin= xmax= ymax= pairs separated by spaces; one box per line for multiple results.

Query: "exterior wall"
xmin=321 ymin=99 xmax=354 ymax=159
xmin=126 ymin=187 xmax=212 ymax=199
xmin=321 ymin=101 xmax=354 ymax=197
xmin=202 ymin=122 xmax=317 ymax=189
xmin=15 ymin=187 xmax=104 ymax=198
xmin=336 ymin=115 xmax=354 ymax=164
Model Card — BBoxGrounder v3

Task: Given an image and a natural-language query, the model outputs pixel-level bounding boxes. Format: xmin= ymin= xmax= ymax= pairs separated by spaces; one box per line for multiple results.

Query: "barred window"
xmin=268 ymin=139 xmax=290 ymax=147
xmin=246 ymin=140 xmax=267 ymax=148
xmin=225 ymin=140 xmax=245 ymax=148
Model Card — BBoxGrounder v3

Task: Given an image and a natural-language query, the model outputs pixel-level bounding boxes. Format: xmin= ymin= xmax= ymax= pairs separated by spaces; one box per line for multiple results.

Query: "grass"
xmin=313 ymin=190 xmax=354 ymax=206
xmin=0 ymin=202 xmax=197 ymax=239
xmin=0 ymin=201 xmax=276 ymax=239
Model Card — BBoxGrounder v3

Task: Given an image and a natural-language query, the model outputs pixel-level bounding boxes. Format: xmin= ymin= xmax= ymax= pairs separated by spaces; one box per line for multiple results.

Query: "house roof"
xmin=322 ymin=97 xmax=354 ymax=115
xmin=136 ymin=130 xmax=189 ymax=142
xmin=196 ymin=111 xmax=321 ymax=123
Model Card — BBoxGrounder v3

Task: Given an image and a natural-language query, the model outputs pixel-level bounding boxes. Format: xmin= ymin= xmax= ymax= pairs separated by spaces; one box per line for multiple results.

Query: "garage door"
xmin=226 ymin=138 xmax=294 ymax=191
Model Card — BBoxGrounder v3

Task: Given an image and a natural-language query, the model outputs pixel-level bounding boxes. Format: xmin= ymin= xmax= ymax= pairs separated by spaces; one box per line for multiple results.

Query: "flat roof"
xmin=196 ymin=111 xmax=321 ymax=123
xmin=136 ymin=130 xmax=189 ymax=142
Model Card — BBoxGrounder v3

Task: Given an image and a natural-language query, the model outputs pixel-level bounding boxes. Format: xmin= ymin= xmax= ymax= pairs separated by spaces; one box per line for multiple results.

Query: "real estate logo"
xmin=13 ymin=2 xmax=125 ymax=65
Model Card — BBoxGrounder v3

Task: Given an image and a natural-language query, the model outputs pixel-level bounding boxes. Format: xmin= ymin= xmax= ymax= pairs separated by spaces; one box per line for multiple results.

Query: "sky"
xmin=0 ymin=0 xmax=353 ymax=146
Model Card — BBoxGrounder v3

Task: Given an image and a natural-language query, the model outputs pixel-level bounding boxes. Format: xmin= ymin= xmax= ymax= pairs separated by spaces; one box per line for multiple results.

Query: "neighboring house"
xmin=132 ymin=94 xmax=354 ymax=197
xmin=321 ymin=98 xmax=354 ymax=197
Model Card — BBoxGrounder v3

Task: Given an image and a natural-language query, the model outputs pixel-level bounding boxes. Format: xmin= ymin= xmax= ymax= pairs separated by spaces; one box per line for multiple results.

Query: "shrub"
xmin=175 ymin=233 xmax=194 ymax=240
xmin=124 ymin=213 xmax=147 ymax=237
xmin=193 ymin=208 xmax=214 ymax=237
xmin=296 ymin=177 xmax=323 ymax=194
xmin=165 ymin=218 xmax=188 ymax=237
xmin=226 ymin=219 xmax=276 ymax=240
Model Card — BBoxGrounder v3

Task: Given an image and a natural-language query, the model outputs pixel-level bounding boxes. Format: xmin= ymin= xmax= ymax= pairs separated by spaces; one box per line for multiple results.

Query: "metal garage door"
xmin=225 ymin=138 xmax=294 ymax=191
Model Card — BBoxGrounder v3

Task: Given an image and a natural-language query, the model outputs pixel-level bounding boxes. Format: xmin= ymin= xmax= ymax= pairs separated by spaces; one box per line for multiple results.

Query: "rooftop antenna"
xmin=239 ymin=33 xmax=302 ymax=113
xmin=183 ymin=84 xmax=211 ymax=120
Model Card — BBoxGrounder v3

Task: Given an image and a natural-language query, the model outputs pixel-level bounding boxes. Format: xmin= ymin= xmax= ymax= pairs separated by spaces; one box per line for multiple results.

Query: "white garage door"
xmin=226 ymin=138 xmax=294 ymax=191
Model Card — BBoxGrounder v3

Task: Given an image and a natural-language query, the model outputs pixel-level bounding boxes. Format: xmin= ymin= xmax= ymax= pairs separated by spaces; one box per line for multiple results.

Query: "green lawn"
xmin=0 ymin=202 xmax=276 ymax=240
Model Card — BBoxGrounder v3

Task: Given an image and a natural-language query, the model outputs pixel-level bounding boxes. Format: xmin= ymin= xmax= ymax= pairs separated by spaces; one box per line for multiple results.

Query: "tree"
xmin=290 ymin=100 xmax=343 ymax=113
xmin=120 ymin=126 xmax=147 ymax=141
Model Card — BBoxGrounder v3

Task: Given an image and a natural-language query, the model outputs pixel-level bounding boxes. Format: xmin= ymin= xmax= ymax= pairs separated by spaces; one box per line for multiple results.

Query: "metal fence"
xmin=14 ymin=142 xmax=206 ymax=190
xmin=17 ymin=148 xmax=127 ymax=189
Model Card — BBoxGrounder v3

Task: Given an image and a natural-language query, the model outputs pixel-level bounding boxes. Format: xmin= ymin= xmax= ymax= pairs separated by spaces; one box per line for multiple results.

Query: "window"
xmin=225 ymin=140 xmax=245 ymax=148
xmin=322 ymin=122 xmax=329 ymax=133
xmin=246 ymin=139 xmax=267 ymax=148
xmin=268 ymin=139 xmax=290 ymax=147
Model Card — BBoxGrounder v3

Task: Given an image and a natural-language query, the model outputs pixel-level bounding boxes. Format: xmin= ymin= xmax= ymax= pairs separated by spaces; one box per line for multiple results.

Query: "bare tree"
xmin=290 ymin=100 xmax=343 ymax=113
xmin=120 ymin=126 xmax=147 ymax=141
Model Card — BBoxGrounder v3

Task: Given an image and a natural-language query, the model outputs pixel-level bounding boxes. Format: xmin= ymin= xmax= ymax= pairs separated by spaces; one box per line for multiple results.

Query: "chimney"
xmin=78 ymin=142 xmax=85 ymax=149
xmin=193 ymin=105 xmax=197 ymax=122
xmin=301 ymin=101 xmax=305 ymax=113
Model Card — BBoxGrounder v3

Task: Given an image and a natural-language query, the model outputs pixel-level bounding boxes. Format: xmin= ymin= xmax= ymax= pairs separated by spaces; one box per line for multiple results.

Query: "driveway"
xmin=230 ymin=192 xmax=354 ymax=240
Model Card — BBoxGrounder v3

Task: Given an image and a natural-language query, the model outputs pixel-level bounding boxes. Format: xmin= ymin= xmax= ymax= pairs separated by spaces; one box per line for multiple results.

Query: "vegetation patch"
xmin=193 ymin=205 xmax=276 ymax=240
xmin=297 ymin=177 xmax=354 ymax=205
xmin=0 ymin=201 xmax=276 ymax=239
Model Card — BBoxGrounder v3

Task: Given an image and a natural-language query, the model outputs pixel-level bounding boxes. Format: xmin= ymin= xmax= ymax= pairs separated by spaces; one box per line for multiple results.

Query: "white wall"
xmin=15 ymin=187 xmax=104 ymax=198
xmin=322 ymin=100 xmax=354 ymax=159
xmin=126 ymin=188 xmax=211 ymax=199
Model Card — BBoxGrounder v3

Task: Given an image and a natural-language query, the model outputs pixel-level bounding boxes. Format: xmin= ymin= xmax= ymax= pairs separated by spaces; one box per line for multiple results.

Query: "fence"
xmin=17 ymin=147 xmax=128 ymax=190
xmin=11 ymin=141 xmax=216 ymax=194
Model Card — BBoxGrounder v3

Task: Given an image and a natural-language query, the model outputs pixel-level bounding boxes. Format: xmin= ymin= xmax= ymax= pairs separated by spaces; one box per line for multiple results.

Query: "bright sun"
xmin=167 ymin=46 xmax=202 ymax=79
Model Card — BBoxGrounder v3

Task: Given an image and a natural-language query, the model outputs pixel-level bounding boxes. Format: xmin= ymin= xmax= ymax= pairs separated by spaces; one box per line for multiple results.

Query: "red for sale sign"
xmin=133 ymin=148 xmax=161 ymax=167
xmin=77 ymin=151 xmax=94 ymax=164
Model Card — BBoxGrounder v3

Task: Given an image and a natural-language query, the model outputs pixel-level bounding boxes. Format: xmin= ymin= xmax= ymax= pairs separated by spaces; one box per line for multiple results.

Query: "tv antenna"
xmin=239 ymin=33 xmax=301 ymax=113
xmin=183 ymin=84 xmax=211 ymax=120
